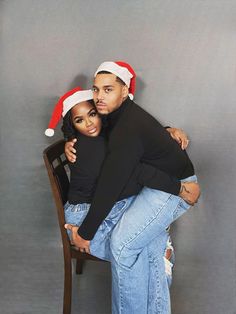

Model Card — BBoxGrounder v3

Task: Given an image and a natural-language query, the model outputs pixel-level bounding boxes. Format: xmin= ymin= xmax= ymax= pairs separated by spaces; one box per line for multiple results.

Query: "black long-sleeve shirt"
xmin=68 ymin=134 xmax=107 ymax=204
xmin=78 ymin=97 xmax=194 ymax=240
xmin=68 ymin=133 xmax=181 ymax=204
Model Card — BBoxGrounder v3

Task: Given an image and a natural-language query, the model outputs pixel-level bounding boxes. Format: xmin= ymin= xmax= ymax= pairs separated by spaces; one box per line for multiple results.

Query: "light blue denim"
xmin=110 ymin=175 xmax=197 ymax=314
xmin=64 ymin=197 xmax=135 ymax=261
xmin=64 ymin=193 xmax=175 ymax=313
xmin=64 ymin=198 xmax=174 ymax=274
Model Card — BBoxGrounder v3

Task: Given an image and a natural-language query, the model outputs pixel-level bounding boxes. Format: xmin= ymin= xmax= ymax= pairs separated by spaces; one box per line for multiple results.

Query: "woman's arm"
xmin=165 ymin=127 xmax=189 ymax=150
xmin=65 ymin=138 xmax=77 ymax=163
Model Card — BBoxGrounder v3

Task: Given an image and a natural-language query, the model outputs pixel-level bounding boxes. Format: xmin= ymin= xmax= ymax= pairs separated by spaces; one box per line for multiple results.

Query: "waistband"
xmin=181 ymin=175 xmax=197 ymax=183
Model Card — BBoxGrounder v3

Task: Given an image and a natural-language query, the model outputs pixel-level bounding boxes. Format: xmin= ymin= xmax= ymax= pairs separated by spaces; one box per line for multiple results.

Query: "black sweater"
xmin=68 ymin=134 xmax=107 ymax=204
xmin=78 ymin=97 xmax=194 ymax=240
xmin=68 ymin=134 xmax=182 ymax=204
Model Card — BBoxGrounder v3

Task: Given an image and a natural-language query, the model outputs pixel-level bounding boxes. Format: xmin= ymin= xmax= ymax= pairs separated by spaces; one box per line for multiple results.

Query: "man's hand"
xmin=65 ymin=138 xmax=77 ymax=163
xmin=166 ymin=127 xmax=189 ymax=150
xmin=64 ymin=224 xmax=90 ymax=253
xmin=179 ymin=182 xmax=201 ymax=205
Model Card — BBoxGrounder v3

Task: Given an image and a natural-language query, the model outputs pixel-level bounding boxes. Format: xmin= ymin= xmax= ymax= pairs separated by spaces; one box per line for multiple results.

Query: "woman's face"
xmin=71 ymin=101 xmax=102 ymax=137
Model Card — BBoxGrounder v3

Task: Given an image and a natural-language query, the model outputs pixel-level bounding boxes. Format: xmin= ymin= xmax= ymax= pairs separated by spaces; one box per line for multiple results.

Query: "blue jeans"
xmin=64 ymin=199 xmax=174 ymax=276
xmin=64 ymin=195 xmax=175 ymax=311
xmin=110 ymin=175 xmax=197 ymax=314
xmin=64 ymin=197 xmax=134 ymax=261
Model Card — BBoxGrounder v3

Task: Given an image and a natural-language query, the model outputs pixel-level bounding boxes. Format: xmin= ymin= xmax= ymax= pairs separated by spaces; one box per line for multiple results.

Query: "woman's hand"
xmin=166 ymin=127 xmax=189 ymax=150
xmin=65 ymin=138 xmax=77 ymax=163
xmin=64 ymin=224 xmax=90 ymax=254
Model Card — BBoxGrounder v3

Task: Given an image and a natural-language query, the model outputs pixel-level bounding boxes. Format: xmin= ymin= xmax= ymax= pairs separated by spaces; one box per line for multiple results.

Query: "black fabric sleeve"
xmin=134 ymin=163 xmax=181 ymax=195
xmin=78 ymin=138 xmax=143 ymax=240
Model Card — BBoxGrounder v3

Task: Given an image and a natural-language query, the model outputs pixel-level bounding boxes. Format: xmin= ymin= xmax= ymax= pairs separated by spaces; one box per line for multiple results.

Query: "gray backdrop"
xmin=1 ymin=1 xmax=236 ymax=314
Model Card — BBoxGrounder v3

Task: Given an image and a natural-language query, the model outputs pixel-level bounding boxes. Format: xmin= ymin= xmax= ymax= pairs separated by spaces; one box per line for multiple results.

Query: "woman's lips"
xmin=88 ymin=127 xmax=97 ymax=134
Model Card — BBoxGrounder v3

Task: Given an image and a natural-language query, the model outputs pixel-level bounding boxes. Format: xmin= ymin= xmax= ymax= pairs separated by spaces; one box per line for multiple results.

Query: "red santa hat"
xmin=45 ymin=87 xmax=93 ymax=137
xmin=94 ymin=61 xmax=136 ymax=100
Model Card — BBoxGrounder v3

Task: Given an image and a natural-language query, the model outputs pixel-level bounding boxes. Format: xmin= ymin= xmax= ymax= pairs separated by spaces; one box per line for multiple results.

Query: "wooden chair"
xmin=43 ymin=139 xmax=104 ymax=314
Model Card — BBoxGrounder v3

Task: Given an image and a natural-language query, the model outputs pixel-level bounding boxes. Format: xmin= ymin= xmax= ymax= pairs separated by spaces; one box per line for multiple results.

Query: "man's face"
xmin=92 ymin=73 xmax=129 ymax=114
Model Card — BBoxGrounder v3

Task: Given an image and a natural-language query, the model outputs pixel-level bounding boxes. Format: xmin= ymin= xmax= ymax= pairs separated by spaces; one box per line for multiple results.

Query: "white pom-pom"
xmin=129 ymin=93 xmax=134 ymax=100
xmin=45 ymin=128 xmax=54 ymax=137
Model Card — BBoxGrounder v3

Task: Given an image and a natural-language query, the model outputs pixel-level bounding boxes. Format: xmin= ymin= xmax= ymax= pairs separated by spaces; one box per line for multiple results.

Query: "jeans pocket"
xmin=65 ymin=207 xmax=89 ymax=226
xmin=65 ymin=203 xmax=90 ymax=213
xmin=106 ymin=200 xmax=127 ymax=220
xmin=173 ymin=198 xmax=190 ymax=221
xmin=99 ymin=199 xmax=129 ymax=235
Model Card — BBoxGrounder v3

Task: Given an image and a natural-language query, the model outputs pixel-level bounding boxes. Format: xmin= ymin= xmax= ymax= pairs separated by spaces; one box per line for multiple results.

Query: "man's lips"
xmin=96 ymin=102 xmax=106 ymax=107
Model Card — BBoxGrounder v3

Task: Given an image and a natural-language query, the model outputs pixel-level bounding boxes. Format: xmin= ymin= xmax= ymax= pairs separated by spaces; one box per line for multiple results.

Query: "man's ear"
xmin=122 ymin=85 xmax=129 ymax=98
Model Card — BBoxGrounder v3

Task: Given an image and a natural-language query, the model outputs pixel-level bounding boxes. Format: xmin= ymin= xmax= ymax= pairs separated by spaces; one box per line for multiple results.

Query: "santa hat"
xmin=45 ymin=87 xmax=93 ymax=137
xmin=94 ymin=61 xmax=136 ymax=100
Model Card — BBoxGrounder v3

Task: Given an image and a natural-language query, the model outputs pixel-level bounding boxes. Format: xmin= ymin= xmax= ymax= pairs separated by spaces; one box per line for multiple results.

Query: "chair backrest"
xmin=43 ymin=140 xmax=106 ymax=267
xmin=43 ymin=139 xmax=71 ymax=248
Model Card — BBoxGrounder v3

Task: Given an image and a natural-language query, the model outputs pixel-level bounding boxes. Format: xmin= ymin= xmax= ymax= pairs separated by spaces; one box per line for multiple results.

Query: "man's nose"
xmin=97 ymin=90 xmax=104 ymax=100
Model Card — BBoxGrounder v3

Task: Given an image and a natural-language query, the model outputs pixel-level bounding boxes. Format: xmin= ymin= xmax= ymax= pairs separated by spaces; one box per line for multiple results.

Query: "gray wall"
xmin=1 ymin=1 xmax=236 ymax=313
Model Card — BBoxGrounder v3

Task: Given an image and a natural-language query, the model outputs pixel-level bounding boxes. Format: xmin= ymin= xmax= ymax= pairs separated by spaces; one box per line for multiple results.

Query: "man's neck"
xmin=107 ymin=97 xmax=131 ymax=127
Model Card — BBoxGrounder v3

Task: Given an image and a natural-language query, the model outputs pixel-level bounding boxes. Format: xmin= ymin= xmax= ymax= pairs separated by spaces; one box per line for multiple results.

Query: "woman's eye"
xmin=75 ymin=119 xmax=83 ymax=124
xmin=90 ymin=111 xmax=97 ymax=117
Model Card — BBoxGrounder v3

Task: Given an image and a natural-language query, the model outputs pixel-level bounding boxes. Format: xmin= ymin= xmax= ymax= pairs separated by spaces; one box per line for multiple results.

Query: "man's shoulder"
xmin=122 ymin=100 xmax=161 ymax=133
xmin=126 ymin=100 xmax=157 ymax=120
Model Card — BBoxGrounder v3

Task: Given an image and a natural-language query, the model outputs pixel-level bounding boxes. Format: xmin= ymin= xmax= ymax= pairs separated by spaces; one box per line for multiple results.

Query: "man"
xmin=65 ymin=61 xmax=200 ymax=313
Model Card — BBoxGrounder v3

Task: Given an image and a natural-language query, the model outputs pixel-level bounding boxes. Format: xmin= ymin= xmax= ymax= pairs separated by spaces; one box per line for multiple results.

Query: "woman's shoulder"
xmin=74 ymin=134 xmax=106 ymax=156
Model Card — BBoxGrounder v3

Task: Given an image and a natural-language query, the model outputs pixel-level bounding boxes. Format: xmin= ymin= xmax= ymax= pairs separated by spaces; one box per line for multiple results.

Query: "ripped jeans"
xmin=64 ymin=195 xmax=174 ymax=283
xmin=110 ymin=175 xmax=197 ymax=314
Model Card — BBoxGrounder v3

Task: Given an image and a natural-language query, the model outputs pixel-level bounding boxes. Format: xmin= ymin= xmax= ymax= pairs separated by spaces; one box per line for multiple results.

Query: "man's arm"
xmin=77 ymin=138 xmax=144 ymax=240
xmin=134 ymin=163 xmax=181 ymax=195
xmin=64 ymin=138 xmax=143 ymax=248
xmin=77 ymin=123 xmax=189 ymax=240
xmin=64 ymin=127 xmax=190 ymax=162
xmin=65 ymin=158 xmax=200 ymax=250
xmin=135 ymin=163 xmax=200 ymax=205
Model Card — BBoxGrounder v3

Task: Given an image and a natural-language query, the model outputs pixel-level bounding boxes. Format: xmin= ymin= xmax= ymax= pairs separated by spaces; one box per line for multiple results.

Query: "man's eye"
xmin=92 ymin=87 xmax=98 ymax=92
xmin=105 ymin=88 xmax=112 ymax=93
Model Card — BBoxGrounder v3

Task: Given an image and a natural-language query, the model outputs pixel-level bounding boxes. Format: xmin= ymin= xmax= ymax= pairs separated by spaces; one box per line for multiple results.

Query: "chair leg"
xmin=63 ymin=259 xmax=72 ymax=314
xmin=76 ymin=258 xmax=84 ymax=275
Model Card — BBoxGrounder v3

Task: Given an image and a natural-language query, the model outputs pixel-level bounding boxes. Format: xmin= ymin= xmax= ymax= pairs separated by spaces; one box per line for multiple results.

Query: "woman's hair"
xmin=61 ymin=99 xmax=95 ymax=140
xmin=61 ymin=110 xmax=75 ymax=140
